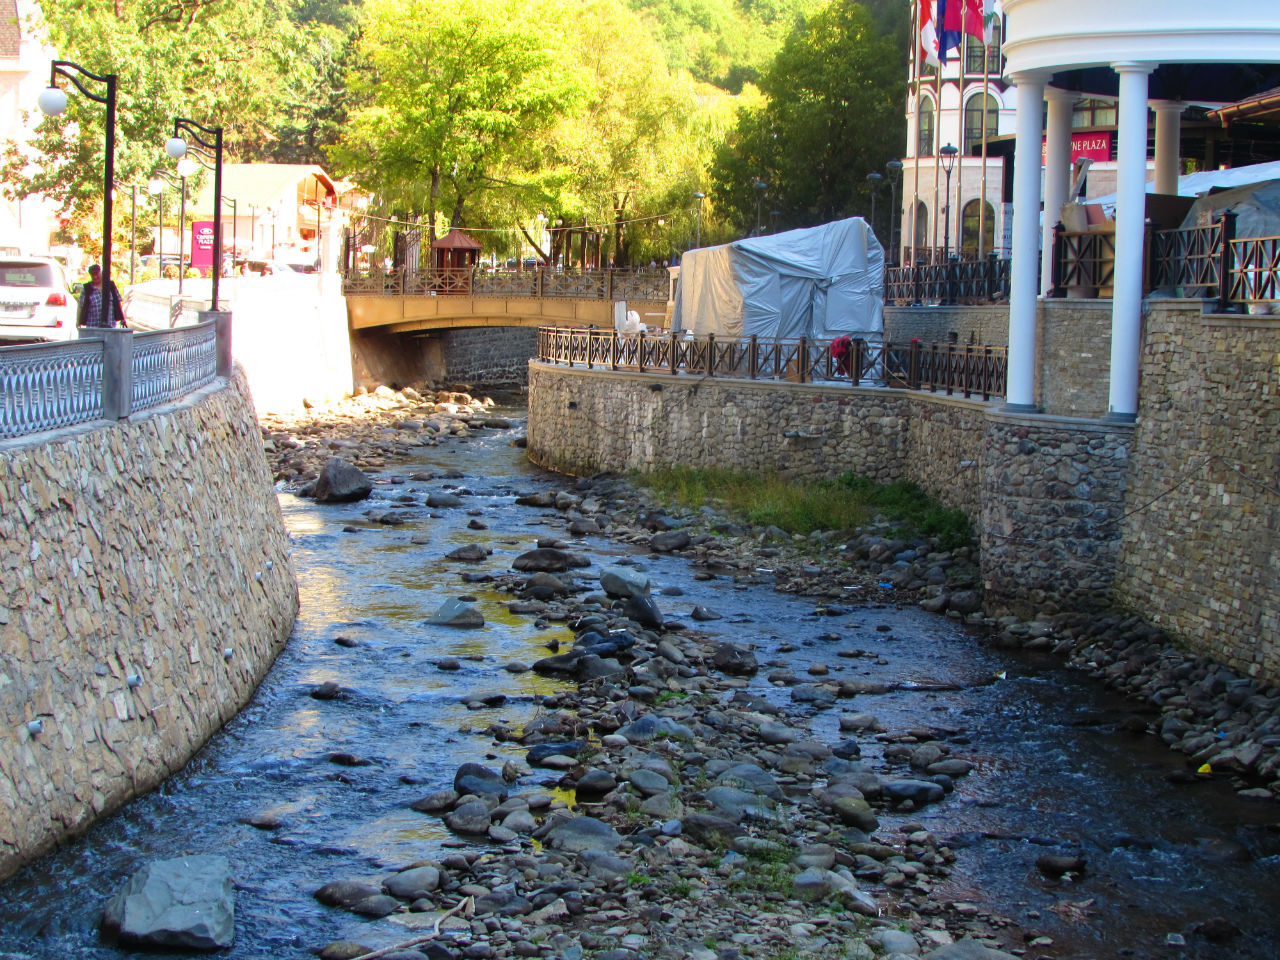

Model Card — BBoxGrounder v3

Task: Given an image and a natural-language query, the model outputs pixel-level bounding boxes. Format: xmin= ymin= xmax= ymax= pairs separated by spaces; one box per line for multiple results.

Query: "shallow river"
xmin=1 ymin=408 xmax=1278 ymax=959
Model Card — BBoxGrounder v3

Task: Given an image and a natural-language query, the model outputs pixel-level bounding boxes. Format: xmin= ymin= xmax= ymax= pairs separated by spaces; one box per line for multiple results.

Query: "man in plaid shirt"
xmin=76 ymin=264 xmax=126 ymax=328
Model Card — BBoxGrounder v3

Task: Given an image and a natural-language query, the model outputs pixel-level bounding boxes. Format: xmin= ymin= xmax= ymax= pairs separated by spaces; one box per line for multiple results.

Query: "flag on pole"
xmin=938 ymin=0 xmax=962 ymax=64
xmin=982 ymin=0 xmax=1001 ymax=45
xmin=919 ymin=0 xmax=940 ymax=69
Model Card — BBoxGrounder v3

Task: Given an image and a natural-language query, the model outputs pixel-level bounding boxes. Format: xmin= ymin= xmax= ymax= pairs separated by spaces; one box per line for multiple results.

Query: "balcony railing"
xmin=0 ymin=317 xmax=229 ymax=441
xmin=536 ymin=327 xmax=1008 ymax=401
xmin=341 ymin=266 xmax=670 ymax=302
xmin=885 ymin=254 xmax=1011 ymax=306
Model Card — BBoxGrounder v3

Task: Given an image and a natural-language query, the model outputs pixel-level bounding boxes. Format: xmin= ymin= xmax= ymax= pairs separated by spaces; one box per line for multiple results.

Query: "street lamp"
xmin=148 ymin=178 xmax=165 ymax=276
xmin=866 ymin=171 xmax=884 ymax=243
xmin=175 ymin=155 xmax=197 ymax=295
xmin=940 ymin=143 xmax=958 ymax=258
xmin=886 ymin=160 xmax=904 ymax=264
xmin=38 ymin=60 xmax=117 ymax=328
xmin=753 ymin=180 xmax=767 ymax=236
xmin=692 ymin=190 xmax=705 ymax=247
xmin=166 ymin=117 xmax=224 ymax=310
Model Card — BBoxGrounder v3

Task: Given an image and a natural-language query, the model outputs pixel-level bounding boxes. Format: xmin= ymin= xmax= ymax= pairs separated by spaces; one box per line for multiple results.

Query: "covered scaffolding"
xmin=670 ymin=217 xmax=885 ymax=341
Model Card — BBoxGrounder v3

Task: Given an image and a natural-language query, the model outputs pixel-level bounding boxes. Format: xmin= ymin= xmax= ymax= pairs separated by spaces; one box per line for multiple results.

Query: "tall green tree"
xmin=328 ymin=0 xmax=586 ymax=241
xmin=709 ymin=0 xmax=907 ymax=235
xmin=2 ymin=0 xmax=312 ymax=246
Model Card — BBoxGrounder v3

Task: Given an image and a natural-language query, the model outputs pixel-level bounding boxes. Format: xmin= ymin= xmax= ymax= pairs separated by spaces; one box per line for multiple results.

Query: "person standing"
xmin=76 ymin=264 xmax=126 ymax=328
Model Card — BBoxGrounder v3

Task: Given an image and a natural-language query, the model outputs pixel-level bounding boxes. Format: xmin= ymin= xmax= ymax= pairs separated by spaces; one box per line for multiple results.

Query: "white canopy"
xmin=671 ymin=217 xmax=884 ymax=341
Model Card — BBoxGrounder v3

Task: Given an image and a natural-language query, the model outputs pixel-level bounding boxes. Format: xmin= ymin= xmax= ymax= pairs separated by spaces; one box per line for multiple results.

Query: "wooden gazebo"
xmin=430 ymin=228 xmax=482 ymax=293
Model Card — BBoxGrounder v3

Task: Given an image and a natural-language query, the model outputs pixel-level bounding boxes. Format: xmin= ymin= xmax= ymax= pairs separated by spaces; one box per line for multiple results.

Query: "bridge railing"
xmin=0 ymin=317 xmax=229 ymax=441
xmin=537 ymin=327 xmax=1008 ymax=400
xmin=342 ymin=266 xmax=670 ymax=302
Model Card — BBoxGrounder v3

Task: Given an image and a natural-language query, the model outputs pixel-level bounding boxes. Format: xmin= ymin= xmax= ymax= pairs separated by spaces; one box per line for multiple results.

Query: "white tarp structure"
xmin=1177 ymin=178 xmax=1280 ymax=238
xmin=671 ymin=217 xmax=884 ymax=341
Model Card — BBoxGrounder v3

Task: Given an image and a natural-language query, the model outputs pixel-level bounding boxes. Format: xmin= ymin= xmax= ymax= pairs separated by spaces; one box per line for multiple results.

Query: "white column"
xmin=1153 ymin=101 xmax=1185 ymax=195
xmin=1005 ymin=71 xmax=1047 ymax=412
xmin=1041 ymin=88 xmax=1077 ymax=295
xmin=1107 ymin=61 xmax=1155 ymax=422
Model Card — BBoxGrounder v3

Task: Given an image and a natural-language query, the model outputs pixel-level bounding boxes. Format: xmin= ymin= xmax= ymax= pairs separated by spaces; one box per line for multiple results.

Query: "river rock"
xmin=568 ymin=518 xmax=601 ymax=535
xmin=513 ymin=548 xmax=571 ymax=572
xmin=712 ymin=643 xmax=759 ymax=676
xmin=544 ymin=816 xmax=622 ymax=853
xmin=313 ymin=458 xmax=373 ymax=503
xmin=924 ymin=939 xmax=1021 ymax=960
xmin=384 ymin=865 xmax=441 ymax=899
xmin=628 ymin=767 xmax=672 ymax=797
xmin=576 ymin=769 xmax=618 ymax=795
xmin=680 ymin=813 xmax=744 ymax=847
xmin=599 ymin=566 xmax=650 ymax=598
xmin=445 ymin=800 xmax=494 ymax=835
xmin=616 ymin=714 xmax=694 ymax=743
xmin=578 ymin=850 xmax=631 ymax=881
xmin=650 ymin=530 xmax=691 ymax=552
xmin=102 ymin=855 xmax=235 ymax=950
xmin=426 ymin=598 xmax=484 ymax=628
xmin=411 ymin=789 xmax=459 ymax=813
xmin=454 ymin=762 xmax=508 ymax=799
xmin=717 ymin=763 xmax=784 ymax=801
xmin=621 ymin=594 xmax=664 ymax=630
xmin=691 ymin=605 xmax=722 ymax=621
xmin=315 ymin=880 xmax=382 ymax=909
xmin=882 ymin=779 xmax=945 ymax=805
xmin=877 ymin=930 xmax=921 ymax=955
xmin=830 ymin=795 xmax=879 ymax=832
xmin=426 ymin=491 xmax=463 ymax=508
xmin=1035 ymin=854 xmax=1086 ymax=877
xmin=445 ymin=544 xmax=489 ymax=562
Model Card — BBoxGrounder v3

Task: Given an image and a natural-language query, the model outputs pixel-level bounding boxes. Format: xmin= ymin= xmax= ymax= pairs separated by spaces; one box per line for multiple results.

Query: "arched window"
xmin=961 ymin=199 xmax=995 ymax=258
xmin=912 ymin=201 xmax=929 ymax=258
xmin=964 ymin=94 xmax=999 ymax=156
xmin=917 ymin=98 xmax=935 ymax=158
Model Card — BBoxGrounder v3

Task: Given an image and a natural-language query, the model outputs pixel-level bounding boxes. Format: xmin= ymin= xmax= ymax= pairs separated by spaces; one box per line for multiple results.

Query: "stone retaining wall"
xmin=1114 ymin=309 xmax=1280 ymax=679
xmin=0 ymin=370 xmax=299 ymax=879
xmin=441 ymin=328 xmax=540 ymax=386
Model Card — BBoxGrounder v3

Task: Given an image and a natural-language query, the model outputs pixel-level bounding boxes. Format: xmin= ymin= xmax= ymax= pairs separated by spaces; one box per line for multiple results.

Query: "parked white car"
xmin=0 ymin=257 xmax=78 ymax=342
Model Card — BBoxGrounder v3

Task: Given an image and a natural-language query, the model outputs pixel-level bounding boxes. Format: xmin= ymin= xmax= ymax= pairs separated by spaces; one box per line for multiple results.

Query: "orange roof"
xmin=430 ymin=228 xmax=482 ymax=250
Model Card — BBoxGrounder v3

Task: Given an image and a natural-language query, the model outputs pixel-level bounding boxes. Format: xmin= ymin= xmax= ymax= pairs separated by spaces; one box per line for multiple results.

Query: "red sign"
xmin=191 ymin=220 xmax=215 ymax=269
xmin=1041 ymin=131 xmax=1113 ymax=164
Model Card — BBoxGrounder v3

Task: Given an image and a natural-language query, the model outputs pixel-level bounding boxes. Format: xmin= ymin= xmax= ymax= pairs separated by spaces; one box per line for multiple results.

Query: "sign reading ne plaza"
xmin=192 ymin=221 xmax=215 ymax=270
xmin=1041 ymin=131 xmax=1113 ymax=164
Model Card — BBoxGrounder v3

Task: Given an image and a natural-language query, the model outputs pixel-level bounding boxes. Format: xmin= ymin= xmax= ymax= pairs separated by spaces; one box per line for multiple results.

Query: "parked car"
xmin=0 ymin=256 xmax=77 ymax=342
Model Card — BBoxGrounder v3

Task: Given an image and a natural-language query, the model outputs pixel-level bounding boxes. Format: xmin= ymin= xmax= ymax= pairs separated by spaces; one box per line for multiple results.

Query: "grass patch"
xmin=632 ymin=467 xmax=972 ymax=550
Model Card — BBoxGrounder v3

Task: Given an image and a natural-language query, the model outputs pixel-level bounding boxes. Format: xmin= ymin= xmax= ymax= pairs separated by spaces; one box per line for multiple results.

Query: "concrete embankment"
xmin=0 ymin=369 xmax=298 ymax=879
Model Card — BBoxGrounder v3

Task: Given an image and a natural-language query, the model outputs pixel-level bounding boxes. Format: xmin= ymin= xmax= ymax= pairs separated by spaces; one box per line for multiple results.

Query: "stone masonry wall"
xmin=979 ymin=412 xmax=1133 ymax=619
xmin=1114 ymin=309 xmax=1280 ymax=679
xmin=884 ymin=304 xmax=1010 ymax=347
xmin=526 ymin=363 xmax=987 ymax=514
xmin=0 ymin=370 xmax=299 ymax=879
xmin=441 ymin=327 xmax=540 ymax=386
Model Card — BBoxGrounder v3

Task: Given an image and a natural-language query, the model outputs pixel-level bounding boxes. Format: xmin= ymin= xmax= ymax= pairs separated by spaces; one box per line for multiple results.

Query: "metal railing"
xmin=341 ymin=266 xmax=671 ymax=302
xmin=537 ymin=327 xmax=1008 ymax=400
xmin=885 ymin=254 xmax=1011 ymax=306
xmin=0 ymin=316 xmax=230 ymax=440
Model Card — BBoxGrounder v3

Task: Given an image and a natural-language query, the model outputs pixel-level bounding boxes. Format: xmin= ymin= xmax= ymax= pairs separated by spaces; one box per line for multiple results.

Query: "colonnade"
xmin=1005 ymin=64 xmax=1184 ymax=422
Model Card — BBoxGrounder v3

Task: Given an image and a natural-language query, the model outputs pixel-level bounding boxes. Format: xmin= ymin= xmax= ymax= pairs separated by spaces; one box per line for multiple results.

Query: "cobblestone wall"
xmin=1114 ymin=310 xmax=1280 ymax=679
xmin=441 ymin=327 xmax=540 ymax=386
xmin=884 ymin=304 xmax=1010 ymax=346
xmin=0 ymin=371 xmax=299 ymax=879
xmin=526 ymin=364 xmax=987 ymax=515
xmin=979 ymin=412 xmax=1133 ymax=618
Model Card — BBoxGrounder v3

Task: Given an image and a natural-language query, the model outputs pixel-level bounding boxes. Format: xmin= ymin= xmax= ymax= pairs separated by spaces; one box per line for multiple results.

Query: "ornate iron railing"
xmin=0 ymin=339 xmax=106 ymax=439
xmin=536 ymin=327 xmax=1008 ymax=400
xmin=0 ymin=319 xmax=229 ymax=441
xmin=341 ymin=266 xmax=670 ymax=302
xmin=885 ymin=254 xmax=1011 ymax=305
xmin=131 ymin=322 xmax=218 ymax=412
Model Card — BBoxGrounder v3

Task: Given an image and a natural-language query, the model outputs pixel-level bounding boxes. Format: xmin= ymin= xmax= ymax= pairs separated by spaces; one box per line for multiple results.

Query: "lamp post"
xmin=128 ymin=184 xmax=137 ymax=284
xmin=866 ymin=171 xmax=883 ymax=243
xmin=886 ymin=160 xmax=903 ymax=264
xmin=753 ymin=180 xmax=767 ymax=236
xmin=692 ymin=190 xmax=705 ymax=247
xmin=148 ymin=178 xmax=164 ymax=275
xmin=940 ymin=143 xmax=958 ymax=258
xmin=222 ymin=195 xmax=237 ymax=276
xmin=166 ymin=118 xmax=223 ymax=309
xmin=175 ymin=155 xmax=197 ymax=295
xmin=38 ymin=60 xmax=117 ymax=328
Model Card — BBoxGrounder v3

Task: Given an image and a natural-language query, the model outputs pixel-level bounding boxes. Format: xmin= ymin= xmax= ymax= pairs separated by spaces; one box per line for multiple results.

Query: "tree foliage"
xmin=3 ymin=0 xmax=315 ymax=246
xmin=327 ymin=0 xmax=586 ymax=240
xmin=709 ymin=0 xmax=907 ymax=235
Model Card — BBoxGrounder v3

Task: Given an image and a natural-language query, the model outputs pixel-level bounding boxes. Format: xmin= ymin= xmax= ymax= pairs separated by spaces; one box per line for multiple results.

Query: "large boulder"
xmin=102 ymin=855 xmax=235 ymax=950
xmin=599 ymin=566 xmax=651 ymax=599
xmin=543 ymin=816 xmax=622 ymax=853
xmin=313 ymin=458 xmax=373 ymax=503
xmin=512 ymin=548 xmax=571 ymax=572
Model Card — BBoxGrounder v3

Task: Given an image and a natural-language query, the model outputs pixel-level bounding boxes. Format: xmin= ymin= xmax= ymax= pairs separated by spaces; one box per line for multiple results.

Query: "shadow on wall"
xmin=351 ymin=328 xmax=443 ymax=393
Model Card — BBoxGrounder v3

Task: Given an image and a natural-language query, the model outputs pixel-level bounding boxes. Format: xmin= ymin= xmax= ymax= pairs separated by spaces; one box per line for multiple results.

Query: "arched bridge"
xmin=343 ymin=268 xmax=673 ymax=335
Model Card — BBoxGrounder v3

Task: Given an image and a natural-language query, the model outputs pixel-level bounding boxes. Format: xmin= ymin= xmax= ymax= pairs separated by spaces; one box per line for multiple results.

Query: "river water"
xmin=1 ymin=407 xmax=1278 ymax=959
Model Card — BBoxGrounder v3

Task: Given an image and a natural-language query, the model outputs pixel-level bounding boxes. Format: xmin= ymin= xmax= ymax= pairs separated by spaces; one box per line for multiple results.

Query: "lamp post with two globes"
xmin=165 ymin=118 xmax=223 ymax=310
xmin=37 ymin=61 xmax=117 ymax=328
